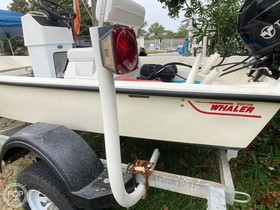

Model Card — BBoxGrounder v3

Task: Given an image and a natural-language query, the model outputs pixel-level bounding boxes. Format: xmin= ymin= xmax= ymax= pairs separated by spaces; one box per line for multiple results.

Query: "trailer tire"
xmin=17 ymin=161 xmax=78 ymax=210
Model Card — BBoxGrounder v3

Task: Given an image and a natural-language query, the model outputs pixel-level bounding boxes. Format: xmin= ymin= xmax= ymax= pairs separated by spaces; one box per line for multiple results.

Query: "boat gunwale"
xmin=0 ymin=79 xmax=280 ymax=103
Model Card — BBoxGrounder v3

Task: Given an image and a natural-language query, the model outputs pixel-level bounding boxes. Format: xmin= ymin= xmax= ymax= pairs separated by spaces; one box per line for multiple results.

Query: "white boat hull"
xmin=0 ymin=76 xmax=279 ymax=149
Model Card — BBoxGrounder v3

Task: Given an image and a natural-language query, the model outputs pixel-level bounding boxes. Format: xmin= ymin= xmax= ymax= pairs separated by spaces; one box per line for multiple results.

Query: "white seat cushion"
xmin=67 ymin=48 xmax=93 ymax=62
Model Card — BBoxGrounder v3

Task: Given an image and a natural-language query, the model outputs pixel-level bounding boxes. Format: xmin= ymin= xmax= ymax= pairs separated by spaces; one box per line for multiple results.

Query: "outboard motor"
xmin=237 ymin=0 xmax=280 ymax=80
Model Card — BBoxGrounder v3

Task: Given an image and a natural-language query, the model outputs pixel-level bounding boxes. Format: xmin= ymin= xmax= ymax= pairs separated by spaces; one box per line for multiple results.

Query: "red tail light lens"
xmin=100 ymin=27 xmax=139 ymax=74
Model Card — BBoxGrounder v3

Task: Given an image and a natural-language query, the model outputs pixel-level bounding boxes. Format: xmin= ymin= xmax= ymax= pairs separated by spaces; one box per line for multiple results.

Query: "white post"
xmin=200 ymin=52 xmax=221 ymax=75
xmin=91 ymin=0 xmax=159 ymax=207
xmin=186 ymin=53 xmax=202 ymax=84
xmin=90 ymin=27 xmax=145 ymax=207
xmin=90 ymin=26 xmax=161 ymax=208
xmin=202 ymin=36 xmax=208 ymax=57
xmin=201 ymin=67 xmax=222 ymax=84
xmin=138 ymin=36 xmax=145 ymax=48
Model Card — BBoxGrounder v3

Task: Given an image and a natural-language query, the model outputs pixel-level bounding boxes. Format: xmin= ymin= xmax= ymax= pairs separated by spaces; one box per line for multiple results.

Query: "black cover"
xmin=138 ymin=64 xmax=177 ymax=82
xmin=237 ymin=0 xmax=280 ymax=55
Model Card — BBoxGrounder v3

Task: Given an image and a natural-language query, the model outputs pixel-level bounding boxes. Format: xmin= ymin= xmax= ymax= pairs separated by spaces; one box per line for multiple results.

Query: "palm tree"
xmin=148 ymin=23 xmax=165 ymax=50
xmin=148 ymin=22 xmax=165 ymax=39
xmin=138 ymin=21 xmax=148 ymax=36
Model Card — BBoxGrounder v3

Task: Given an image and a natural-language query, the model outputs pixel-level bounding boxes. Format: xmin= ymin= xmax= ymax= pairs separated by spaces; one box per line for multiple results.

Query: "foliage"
xmin=158 ymin=0 xmax=248 ymax=56
xmin=183 ymin=0 xmax=247 ymax=56
xmin=148 ymin=22 xmax=165 ymax=40
xmin=229 ymin=111 xmax=280 ymax=209
xmin=158 ymin=0 xmax=186 ymax=18
xmin=7 ymin=0 xmax=29 ymax=13
xmin=175 ymin=23 xmax=188 ymax=38
xmin=35 ymin=0 xmax=93 ymax=35
xmin=138 ymin=21 xmax=148 ymax=37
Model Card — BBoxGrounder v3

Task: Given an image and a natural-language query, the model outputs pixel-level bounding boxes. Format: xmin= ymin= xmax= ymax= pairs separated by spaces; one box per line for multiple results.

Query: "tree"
xmin=158 ymin=0 xmax=247 ymax=56
xmin=148 ymin=23 xmax=165 ymax=40
xmin=8 ymin=0 xmax=29 ymax=13
xmin=163 ymin=30 xmax=175 ymax=39
xmin=175 ymin=24 xmax=188 ymax=38
xmin=8 ymin=0 xmax=92 ymax=35
xmin=158 ymin=0 xmax=186 ymax=18
xmin=138 ymin=21 xmax=148 ymax=37
xmin=144 ymin=32 xmax=151 ymax=40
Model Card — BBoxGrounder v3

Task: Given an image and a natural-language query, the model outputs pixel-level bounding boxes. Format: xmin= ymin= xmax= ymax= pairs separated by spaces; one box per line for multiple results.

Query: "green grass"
xmin=81 ymin=111 xmax=280 ymax=210
xmin=147 ymin=50 xmax=172 ymax=54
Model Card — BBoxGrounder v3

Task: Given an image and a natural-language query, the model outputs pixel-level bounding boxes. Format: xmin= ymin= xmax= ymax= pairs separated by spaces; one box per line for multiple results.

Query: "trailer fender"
xmin=0 ymin=122 xmax=104 ymax=192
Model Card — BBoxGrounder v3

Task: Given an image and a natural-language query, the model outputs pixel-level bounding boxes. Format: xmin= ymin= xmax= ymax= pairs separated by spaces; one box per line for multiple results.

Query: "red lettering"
xmin=226 ymin=106 xmax=233 ymax=112
xmin=218 ymin=105 xmax=228 ymax=111
xmin=211 ymin=104 xmax=221 ymax=111
xmin=210 ymin=104 xmax=255 ymax=114
xmin=239 ymin=106 xmax=247 ymax=113
xmin=246 ymin=107 xmax=255 ymax=113
xmin=233 ymin=106 xmax=240 ymax=112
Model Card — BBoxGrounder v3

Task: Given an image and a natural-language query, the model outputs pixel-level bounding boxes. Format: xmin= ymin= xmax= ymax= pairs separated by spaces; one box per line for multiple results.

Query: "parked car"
xmin=139 ymin=47 xmax=147 ymax=56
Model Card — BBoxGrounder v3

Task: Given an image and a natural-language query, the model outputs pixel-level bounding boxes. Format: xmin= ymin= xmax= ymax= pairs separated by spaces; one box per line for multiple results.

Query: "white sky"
xmin=0 ymin=0 xmax=10 ymax=10
xmin=134 ymin=0 xmax=185 ymax=32
xmin=0 ymin=0 xmax=185 ymax=32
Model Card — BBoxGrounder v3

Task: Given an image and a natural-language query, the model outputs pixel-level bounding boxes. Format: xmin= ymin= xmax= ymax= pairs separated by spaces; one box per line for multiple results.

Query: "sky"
xmin=134 ymin=0 xmax=185 ymax=32
xmin=0 ymin=0 xmax=185 ymax=32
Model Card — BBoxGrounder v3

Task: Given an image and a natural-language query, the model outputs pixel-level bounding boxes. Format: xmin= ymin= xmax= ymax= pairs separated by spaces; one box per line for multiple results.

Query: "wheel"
xmin=17 ymin=161 xmax=78 ymax=210
xmin=39 ymin=0 xmax=71 ymax=21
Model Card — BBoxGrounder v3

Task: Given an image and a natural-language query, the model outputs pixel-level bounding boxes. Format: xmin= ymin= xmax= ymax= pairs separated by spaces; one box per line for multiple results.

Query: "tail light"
xmin=100 ymin=27 xmax=139 ymax=75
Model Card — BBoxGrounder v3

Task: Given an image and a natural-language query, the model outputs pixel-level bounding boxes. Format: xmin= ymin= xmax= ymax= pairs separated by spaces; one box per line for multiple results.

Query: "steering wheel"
xmin=39 ymin=0 xmax=72 ymax=21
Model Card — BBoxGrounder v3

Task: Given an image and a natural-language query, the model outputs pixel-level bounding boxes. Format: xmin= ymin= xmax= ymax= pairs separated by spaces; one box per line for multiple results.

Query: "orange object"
xmin=73 ymin=0 xmax=81 ymax=35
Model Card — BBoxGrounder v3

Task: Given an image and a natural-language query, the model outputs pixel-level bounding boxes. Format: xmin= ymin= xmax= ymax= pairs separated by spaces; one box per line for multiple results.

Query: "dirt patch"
xmin=0 ymin=118 xmax=25 ymax=132
xmin=0 ymin=118 xmax=30 ymax=210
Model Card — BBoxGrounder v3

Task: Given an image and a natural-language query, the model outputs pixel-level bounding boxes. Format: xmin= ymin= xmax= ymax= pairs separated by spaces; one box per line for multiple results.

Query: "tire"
xmin=17 ymin=161 xmax=78 ymax=210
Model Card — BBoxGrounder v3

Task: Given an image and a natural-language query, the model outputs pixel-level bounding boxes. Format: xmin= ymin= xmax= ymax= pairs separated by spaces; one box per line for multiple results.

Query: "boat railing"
xmin=0 ymin=66 xmax=33 ymax=76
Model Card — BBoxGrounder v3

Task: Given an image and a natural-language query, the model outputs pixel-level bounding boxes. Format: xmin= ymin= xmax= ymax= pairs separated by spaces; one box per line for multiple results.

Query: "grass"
xmin=227 ymin=111 xmax=280 ymax=210
xmin=147 ymin=50 xmax=176 ymax=55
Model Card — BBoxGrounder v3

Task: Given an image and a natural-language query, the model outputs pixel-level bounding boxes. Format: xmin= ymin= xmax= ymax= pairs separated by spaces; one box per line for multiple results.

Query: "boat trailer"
xmin=0 ymin=123 xmax=250 ymax=210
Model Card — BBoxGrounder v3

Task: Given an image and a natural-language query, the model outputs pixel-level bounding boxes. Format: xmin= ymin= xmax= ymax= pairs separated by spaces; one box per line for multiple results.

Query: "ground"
xmin=0 ymin=118 xmax=24 ymax=131
xmin=0 ymin=117 xmax=29 ymax=210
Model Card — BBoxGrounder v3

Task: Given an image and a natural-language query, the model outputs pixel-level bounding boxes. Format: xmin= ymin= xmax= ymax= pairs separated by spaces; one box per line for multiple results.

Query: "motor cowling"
xmin=237 ymin=0 xmax=280 ymax=56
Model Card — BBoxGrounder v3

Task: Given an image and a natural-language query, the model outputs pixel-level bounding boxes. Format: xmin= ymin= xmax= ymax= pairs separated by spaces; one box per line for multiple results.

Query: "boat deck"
xmin=0 ymin=56 xmax=32 ymax=76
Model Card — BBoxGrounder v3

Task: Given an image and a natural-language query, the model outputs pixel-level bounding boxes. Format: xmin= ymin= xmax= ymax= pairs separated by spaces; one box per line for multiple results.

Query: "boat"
xmin=0 ymin=0 xmax=279 ymax=150
xmin=0 ymin=1 xmax=279 ymax=209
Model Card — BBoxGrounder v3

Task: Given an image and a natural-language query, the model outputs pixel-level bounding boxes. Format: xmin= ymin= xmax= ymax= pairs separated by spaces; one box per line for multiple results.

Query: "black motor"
xmin=237 ymin=0 xmax=280 ymax=56
xmin=237 ymin=0 xmax=280 ymax=80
